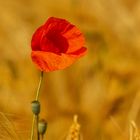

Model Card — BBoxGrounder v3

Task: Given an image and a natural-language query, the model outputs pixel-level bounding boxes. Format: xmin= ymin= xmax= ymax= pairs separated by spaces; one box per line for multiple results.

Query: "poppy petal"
xmin=63 ymin=26 xmax=85 ymax=53
xmin=31 ymin=25 xmax=44 ymax=51
xmin=43 ymin=17 xmax=72 ymax=33
xmin=31 ymin=51 xmax=86 ymax=72
xmin=43 ymin=17 xmax=86 ymax=53
xmin=68 ymin=47 xmax=87 ymax=57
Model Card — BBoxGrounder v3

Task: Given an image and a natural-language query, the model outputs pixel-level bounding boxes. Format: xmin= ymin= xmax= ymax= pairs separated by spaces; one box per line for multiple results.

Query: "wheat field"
xmin=0 ymin=0 xmax=140 ymax=139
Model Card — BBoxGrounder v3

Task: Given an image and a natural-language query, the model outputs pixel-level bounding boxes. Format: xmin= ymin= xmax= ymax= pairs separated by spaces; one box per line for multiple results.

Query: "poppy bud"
xmin=38 ymin=119 xmax=47 ymax=135
xmin=31 ymin=100 xmax=40 ymax=115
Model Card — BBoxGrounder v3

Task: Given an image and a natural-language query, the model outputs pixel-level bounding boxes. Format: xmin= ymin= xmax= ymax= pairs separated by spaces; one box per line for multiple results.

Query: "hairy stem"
xmin=30 ymin=71 xmax=44 ymax=140
xmin=37 ymin=115 xmax=40 ymax=140
xmin=35 ymin=71 xmax=44 ymax=100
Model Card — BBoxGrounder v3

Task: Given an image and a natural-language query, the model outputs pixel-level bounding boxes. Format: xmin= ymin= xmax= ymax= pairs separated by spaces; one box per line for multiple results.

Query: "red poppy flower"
xmin=31 ymin=17 xmax=87 ymax=72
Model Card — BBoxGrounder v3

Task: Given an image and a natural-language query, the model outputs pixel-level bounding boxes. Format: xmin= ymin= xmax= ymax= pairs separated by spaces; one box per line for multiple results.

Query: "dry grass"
xmin=66 ymin=115 xmax=81 ymax=140
xmin=0 ymin=112 xmax=19 ymax=140
xmin=0 ymin=0 xmax=140 ymax=139
xmin=130 ymin=121 xmax=140 ymax=140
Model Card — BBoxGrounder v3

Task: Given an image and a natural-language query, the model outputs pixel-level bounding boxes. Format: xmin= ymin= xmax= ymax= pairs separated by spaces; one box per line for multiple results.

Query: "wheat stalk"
xmin=130 ymin=121 xmax=140 ymax=140
xmin=66 ymin=115 xmax=81 ymax=140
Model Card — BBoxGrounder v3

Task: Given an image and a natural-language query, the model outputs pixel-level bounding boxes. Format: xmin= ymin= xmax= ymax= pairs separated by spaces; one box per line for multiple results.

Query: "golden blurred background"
xmin=0 ymin=0 xmax=140 ymax=139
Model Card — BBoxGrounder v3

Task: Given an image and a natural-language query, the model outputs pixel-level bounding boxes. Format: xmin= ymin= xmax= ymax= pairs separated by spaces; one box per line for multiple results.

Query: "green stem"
xmin=37 ymin=115 xmax=40 ymax=140
xmin=30 ymin=115 xmax=36 ymax=140
xmin=35 ymin=71 xmax=44 ymax=100
xmin=30 ymin=71 xmax=44 ymax=140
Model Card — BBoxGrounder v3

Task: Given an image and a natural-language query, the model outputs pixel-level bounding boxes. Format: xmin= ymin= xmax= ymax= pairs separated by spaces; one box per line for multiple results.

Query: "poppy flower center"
xmin=41 ymin=31 xmax=68 ymax=54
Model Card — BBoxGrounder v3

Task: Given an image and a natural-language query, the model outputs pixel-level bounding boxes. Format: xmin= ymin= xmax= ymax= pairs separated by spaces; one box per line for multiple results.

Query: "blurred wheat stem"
xmin=30 ymin=71 xmax=44 ymax=140
xmin=41 ymin=135 xmax=44 ymax=140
